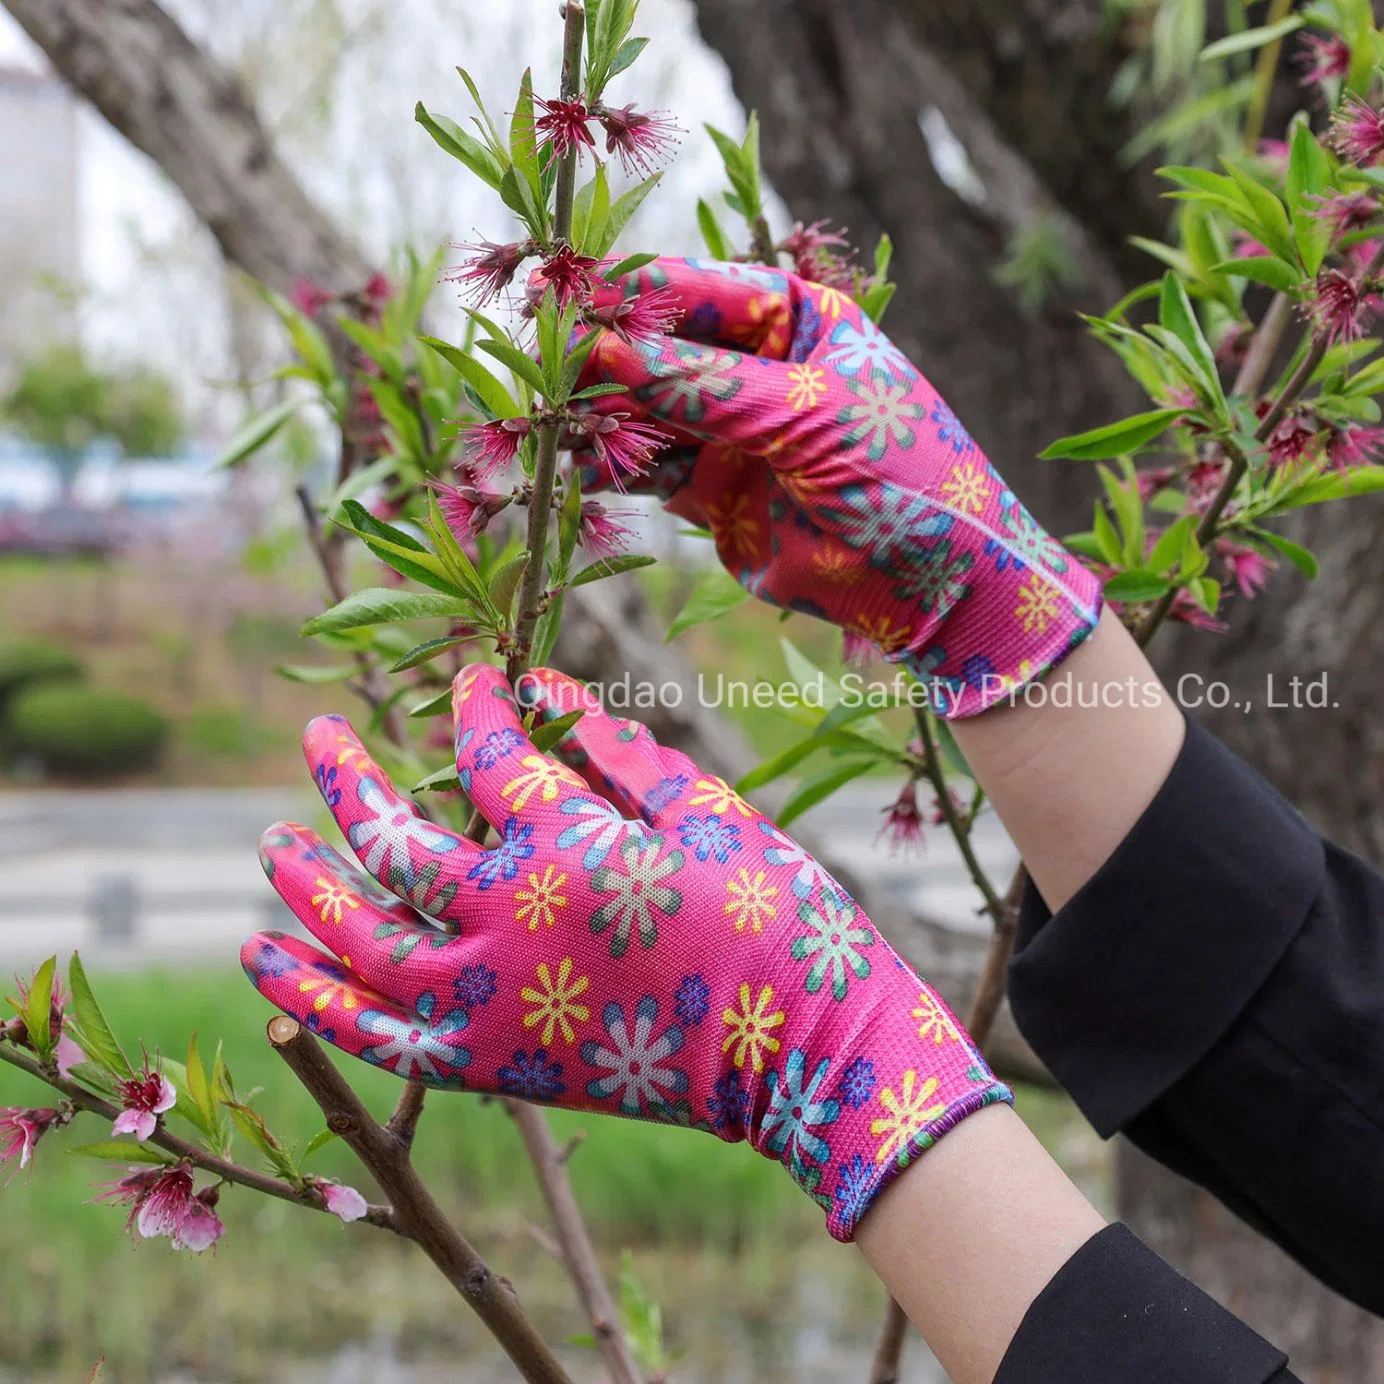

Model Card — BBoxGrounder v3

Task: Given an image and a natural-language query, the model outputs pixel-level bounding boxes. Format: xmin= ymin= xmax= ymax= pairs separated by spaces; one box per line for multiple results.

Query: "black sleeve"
xmin=994 ymin=1224 xmax=1300 ymax=1384
xmin=1007 ymin=714 xmax=1384 ymax=1315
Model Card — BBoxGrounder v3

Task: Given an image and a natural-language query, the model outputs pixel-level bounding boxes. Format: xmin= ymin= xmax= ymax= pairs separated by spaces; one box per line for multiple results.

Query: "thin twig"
xmin=553 ymin=2 xmax=586 ymax=237
xmin=507 ymin=1100 xmax=643 ymax=1384
xmin=0 ymin=1040 xmax=400 ymax=1233
xmin=1242 ymin=0 xmax=1296 ymax=155
xmin=267 ymin=1018 xmax=573 ymax=1384
xmin=1231 ymin=291 xmax=1291 ymax=398
xmin=749 ymin=215 xmax=777 ymax=267
xmin=386 ymin=1079 xmax=428 ymax=1152
xmin=868 ymin=1297 xmax=909 ymax=1384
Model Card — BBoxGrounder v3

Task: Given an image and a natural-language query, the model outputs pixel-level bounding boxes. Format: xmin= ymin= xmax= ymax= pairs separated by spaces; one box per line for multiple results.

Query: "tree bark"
xmin=687 ymin=0 xmax=1384 ymax=1373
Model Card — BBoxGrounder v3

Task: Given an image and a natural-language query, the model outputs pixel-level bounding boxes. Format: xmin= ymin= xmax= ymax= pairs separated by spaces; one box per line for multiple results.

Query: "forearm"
xmin=855 ymin=1103 xmax=1105 ymax=1384
xmin=952 ymin=607 xmax=1185 ymax=911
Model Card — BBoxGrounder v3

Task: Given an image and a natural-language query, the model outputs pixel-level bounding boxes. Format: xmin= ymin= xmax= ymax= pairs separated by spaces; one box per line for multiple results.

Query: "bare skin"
xmin=855 ymin=608 xmax=1186 ymax=1380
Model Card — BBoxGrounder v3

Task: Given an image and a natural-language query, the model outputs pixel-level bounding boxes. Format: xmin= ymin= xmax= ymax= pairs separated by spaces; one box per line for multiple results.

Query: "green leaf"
xmin=1103 ymin=569 xmax=1172 ymax=603
xmin=334 ymin=501 xmax=461 ymax=597
xmin=1148 ymin=514 xmax=1197 ymax=573
xmin=414 ymin=103 xmax=506 ymax=187
xmin=70 ymin=1141 xmax=175 ymax=1167
xmin=1214 ymin=255 xmax=1303 ymax=292
xmin=413 ymin=764 xmax=462 ymax=794
xmin=408 ymin=687 xmax=454 ymax=719
xmin=67 ymin=953 xmax=133 ymax=1081
xmin=1199 ymin=14 xmax=1304 ymax=61
xmin=1098 ymin=463 xmax=1145 ymax=563
xmin=533 ymin=592 xmax=565 ymax=666
xmin=1272 ymin=463 xmax=1384 ymax=509
xmin=665 ymin=567 xmax=751 ymax=640
xmin=477 ymin=337 xmax=548 ymax=399
xmin=697 ymin=199 xmax=734 ymax=260
xmin=302 ymin=588 xmax=471 ymax=637
xmin=607 ymin=35 xmax=648 ymax=79
xmin=1039 ymin=408 xmax=1185 ymax=461
xmin=224 ymin=1100 xmax=295 ymax=1178
xmin=777 ymin=760 xmax=877 ymax=828
xmin=214 ymin=401 xmax=299 ymax=469
xmin=509 ymin=69 xmax=545 ymax=214
xmin=488 ymin=552 xmax=530 ymax=620
xmin=186 ymin=1035 xmax=218 ymax=1135
xmin=596 ymin=173 xmax=663 ymax=259
xmin=419 ymin=336 xmax=519 ymax=420
xmin=1092 ymin=501 xmax=1124 ymax=565
xmin=571 ymin=383 xmax=630 ymax=401
xmin=530 ymin=709 xmax=586 ymax=752
xmin=1159 ymin=272 xmax=1226 ymax=415
xmin=388 ymin=637 xmax=475 ymax=673
xmin=569 ymin=554 xmax=657 ymax=587
xmin=604 ymin=251 xmax=658 ymax=281
xmin=1251 ymin=527 xmax=1320 ymax=578
xmin=24 ymin=956 xmax=56 ymax=1059
xmin=1287 ymin=116 xmax=1334 ymax=276
xmin=302 ymin=1128 xmax=339 ymax=1162
xmin=736 ymin=735 xmax=836 ymax=795
xmin=1224 ymin=160 xmax=1298 ymax=265
xmin=572 ymin=164 xmax=612 ymax=258
xmin=276 ymin=663 xmax=355 ymax=685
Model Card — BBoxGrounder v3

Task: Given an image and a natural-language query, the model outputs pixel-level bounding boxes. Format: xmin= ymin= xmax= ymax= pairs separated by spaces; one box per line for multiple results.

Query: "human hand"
xmin=242 ymin=663 xmax=1010 ymax=1239
xmin=573 ymin=257 xmax=1102 ymax=716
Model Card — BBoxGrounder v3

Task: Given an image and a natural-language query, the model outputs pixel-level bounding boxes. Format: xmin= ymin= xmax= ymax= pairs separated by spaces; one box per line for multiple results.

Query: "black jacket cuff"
xmin=1007 ymin=715 xmax=1324 ymax=1136
xmin=995 ymin=1224 xmax=1295 ymax=1383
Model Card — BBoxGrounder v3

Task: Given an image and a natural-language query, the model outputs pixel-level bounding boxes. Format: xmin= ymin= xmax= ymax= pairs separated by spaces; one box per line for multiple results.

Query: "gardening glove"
xmin=573 ymin=257 xmax=1102 ymax=717
xmin=242 ymin=663 xmax=1011 ymax=1240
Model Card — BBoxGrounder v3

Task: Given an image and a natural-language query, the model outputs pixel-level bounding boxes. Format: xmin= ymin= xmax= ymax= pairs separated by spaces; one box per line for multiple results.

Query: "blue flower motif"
xmin=833 ymin=1153 xmax=875 ymax=1226
xmin=961 ymin=653 xmax=996 ymax=690
xmin=673 ymin=974 xmax=710 ymax=1027
xmin=315 ymin=763 xmax=341 ymax=808
xmin=836 ymin=1057 xmax=877 ymax=1110
xmin=468 ymin=817 xmax=535 ymax=891
xmin=453 ymin=963 xmax=498 ymax=1010
xmin=933 ymin=400 xmax=975 ymax=454
xmin=788 ymin=596 xmax=830 ymax=621
xmin=824 ymin=317 xmax=912 ymax=379
xmin=762 ymin=1049 xmax=841 ymax=1180
xmin=245 ymin=939 xmax=297 ymax=980
xmin=789 ymin=298 xmax=824 ymax=363
xmin=452 ymin=727 xmax=476 ymax=793
xmin=644 ymin=774 xmax=689 ymax=817
xmin=677 ymin=812 xmax=743 ymax=864
xmin=983 ymin=534 xmax=1025 ymax=574
xmin=708 ymin=1069 xmax=751 ymax=1132
xmin=304 ymin=1012 xmax=337 ymax=1044
xmin=684 ymin=302 xmax=723 ymax=339
xmin=474 ymin=728 xmax=524 ymax=771
xmin=497 ymin=1048 xmax=566 ymax=1101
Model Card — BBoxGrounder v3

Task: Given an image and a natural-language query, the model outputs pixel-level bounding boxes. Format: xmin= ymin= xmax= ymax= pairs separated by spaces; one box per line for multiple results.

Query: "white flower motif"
xmin=759 ymin=820 xmax=837 ymax=900
xmin=348 ymin=776 xmax=461 ymax=885
xmin=357 ymin=997 xmax=470 ymax=1083
xmin=555 ymin=795 xmax=649 ymax=869
xmin=824 ymin=318 xmax=913 ymax=379
xmin=581 ymin=996 xmax=688 ymax=1116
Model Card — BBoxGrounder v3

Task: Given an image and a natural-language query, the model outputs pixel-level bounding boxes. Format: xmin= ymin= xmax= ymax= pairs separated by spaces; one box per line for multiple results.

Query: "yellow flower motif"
xmin=689 ymin=775 xmax=755 ymax=818
xmin=778 ymin=470 xmax=828 ymax=509
xmin=846 ymin=613 xmax=910 ymax=654
xmin=745 ymin=292 xmax=794 ymax=354
xmin=817 ymin=286 xmax=851 ymax=320
xmin=330 ymin=733 xmax=373 ymax=773
xmin=811 ymin=544 xmax=859 ymax=584
xmin=787 ymin=363 xmax=828 ymax=412
xmin=724 ymin=868 xmax=779 ymax=934
xmin=940 ymin=462 xmax=992 ymax=516
xmin=721 ymin=982 xmax=786 ymax=1074
xmin=311 ymin=877 xmax=360 ymax=926
xmin=871 ymin=1070 xmax=947 ymax=1166
xmin=453 ymin=667 xmax=484 ymax=705
xmin=912 ymin=991 xmax=960 ymax=1046
xmin=990 ymin=658 xmax=1035 ymax=698
xmin=514 ymin=864 xmax=569 ymax=931
xmin=707 ymin=493 xmax=762 ymax=560
xmin=501 ymin=755 xmax=585 ymax=812
xmin=1014 ymin=575 xmax=1063 ymax=635
xmin=298 ymin=973 xmax=359 ymax=1014
xmin=521 ymin=957 xmax=590 ymax=1045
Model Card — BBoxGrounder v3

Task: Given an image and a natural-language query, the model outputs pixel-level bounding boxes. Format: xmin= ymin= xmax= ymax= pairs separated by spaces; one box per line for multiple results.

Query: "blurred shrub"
xmin=5 ymin=685 xmax=167 ymax=777
xmin=0 ymin=639 xmax=85 ymax=712
xmin=183 ymin=703 xmax=275 ymax=759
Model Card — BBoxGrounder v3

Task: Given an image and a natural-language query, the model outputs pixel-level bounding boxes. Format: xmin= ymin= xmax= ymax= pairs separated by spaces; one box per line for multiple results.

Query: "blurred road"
xmin=0 ymin=785 xmax=1017 ymax=971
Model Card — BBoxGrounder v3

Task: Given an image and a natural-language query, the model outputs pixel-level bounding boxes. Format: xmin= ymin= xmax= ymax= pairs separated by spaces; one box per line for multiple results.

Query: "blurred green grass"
xmin=0 ymin=965 xmax=1099 ymax=1380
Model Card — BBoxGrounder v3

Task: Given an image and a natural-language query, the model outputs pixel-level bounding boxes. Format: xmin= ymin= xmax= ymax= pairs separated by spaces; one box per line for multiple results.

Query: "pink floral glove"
xmin=242 ymin=664 xmax=1010 ymax=1240
xmin=575 ymin=257 xmax=1102 ymax=717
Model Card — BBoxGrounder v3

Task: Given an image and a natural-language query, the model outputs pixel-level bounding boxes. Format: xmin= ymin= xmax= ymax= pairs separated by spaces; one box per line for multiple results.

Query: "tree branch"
xmin=266 ymin=1017 xmax=573 ymax=1384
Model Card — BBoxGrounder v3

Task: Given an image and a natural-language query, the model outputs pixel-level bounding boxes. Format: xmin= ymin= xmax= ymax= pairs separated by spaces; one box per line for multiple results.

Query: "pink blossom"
xmin=782 ymin=220 xmax=857 ymax=290
xmin=55 ymin=1032 xmax=85 ymax=1078
xmin=877 ymin=782 xmax=924 ymax=855
xmin=462 ymin=416 xmax=531 ymax=480
xmin=533 ymin=246 xmax=603 ymax=311
xmin=1256 ymin=139 xmax=1291 ymax=177
xmin=1328 ymin=423 xmax=1384 ymax=469
xmin=1 ymin=1107 xmax=58 ymax=1174
xmin=1136 ymin=465 xmax=1177 ymax=503
xmin=434 ymin=481 xmax=512 ymax=541
xmin=534 ymin=97 xmax=596 ymax=164
xmin=319 ymin=1180 xmax=368 ymax=1223
xmin=112 ymin=1062 xmax=176 ymax=1143
xmin=1231 ymin=230 xmax=1272 ymax=260
xmin=588 ymin=287 xmax=679 ymax=347
xmin=1330 ymin=95 xmax=1384 ymax=165
xmin=445 ymin=239 xmax=533 ymax=303
xmin=1307 ymin=268 xmax=1369 ymax=343
xmin=1168 ymin=587 xmax=1227 ymax=632
xmin=1267 ymin=411 xmax=1321 ymax=468
xmin=97 ymin=1163 xmax=225 ymax=1252
xmin=1314 ymin=191 xmax=1379 ymax=238
xmin=1297 ymin=33 xmax=1352 ymax=88
xmin=1217 ymin=540 xmax=1273 ymax=598
xmin=290 ymin=278 xmax=334 ymax=318
xmin=362 ymin=271 xmax=393 ymax=308
xmin=595 ymin=103 xmax=681 ymax=177
xmin=1215 ymin=321 xmax=1252 ymax=367
xmin=569 ymin=413 xmax=670 ymax=484
xmin=578 ymin=501 xmax=636 ymax=558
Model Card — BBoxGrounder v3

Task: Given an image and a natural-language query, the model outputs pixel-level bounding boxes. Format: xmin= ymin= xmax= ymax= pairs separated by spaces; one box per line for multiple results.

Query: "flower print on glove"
xmin=571 ymin=257 xmax=1102 ymax=716
xmin=243 ymin=664 xmax=1011 ymax=1241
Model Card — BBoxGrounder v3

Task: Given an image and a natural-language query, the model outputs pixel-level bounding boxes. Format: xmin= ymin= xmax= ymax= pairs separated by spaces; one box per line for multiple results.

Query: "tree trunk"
xmin=686 ymin=0 xmax=1384 ymax=1373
